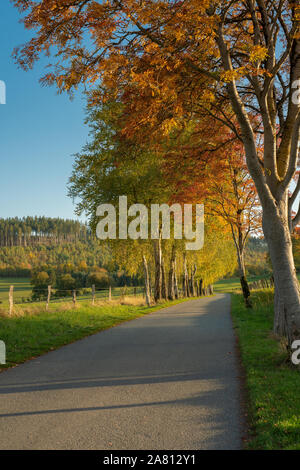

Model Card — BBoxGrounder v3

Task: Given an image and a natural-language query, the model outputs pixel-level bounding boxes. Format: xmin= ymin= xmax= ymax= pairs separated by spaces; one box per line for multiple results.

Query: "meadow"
xmin=0 ymin=274 xmax=268 ymax=307
xmin=0 ymin=277 xmax=144 ymax=310
xmin=214 ymin=275 xmax=270 ymax=293
xmin=0 ymin=277 xmax=32 ymax=305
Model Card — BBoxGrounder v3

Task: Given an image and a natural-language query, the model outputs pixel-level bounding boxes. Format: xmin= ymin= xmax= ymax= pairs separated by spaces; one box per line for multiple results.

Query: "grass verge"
xmin=231 ymin=290 xmax=300 ymax=450
xmin=0 ymin=296 xmax=192 ymax=372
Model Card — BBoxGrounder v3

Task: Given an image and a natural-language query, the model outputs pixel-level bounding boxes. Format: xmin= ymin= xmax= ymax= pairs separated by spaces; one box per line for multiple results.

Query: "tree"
xmin=68 ymin=100 xmax=172 ymax=300
xmin=87 ymin=270 xmax=111 ymax=289
xmin=207 ymin=154 xmax=260 ymax=308
xmin=55 ymin=273 xmax=76 ymax=297
xmin=68 ymin=99 xmax=237 ymax=299
xmin=14 ymin=1 xmax=300 ymax=342
xmin=163 ymin=119 xmax=261 ymax=306
xmin=31 ymin=270 xmax=49 ymax=300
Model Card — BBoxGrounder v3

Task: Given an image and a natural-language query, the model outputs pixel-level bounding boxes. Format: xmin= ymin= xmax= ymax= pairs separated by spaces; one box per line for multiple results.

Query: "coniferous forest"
xmin=0 ymin=217 xmax=91 ymax=247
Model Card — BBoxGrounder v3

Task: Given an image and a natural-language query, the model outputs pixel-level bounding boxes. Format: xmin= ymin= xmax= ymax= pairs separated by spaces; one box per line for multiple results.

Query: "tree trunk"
xmin=168 ymin=246 xmax=176 ymax=301
xmin=190 ymin=264 xmax=197 ymax=297
xmin=153 ymin=238 xmax=162 ymax=302
xmin=236 ymin=245 xmax=252 ymax=308
xmin=183 ymin=253 xmax=188 ymax=297
xmin=262 ymin=198 xmax=300 ymax=345
xmin=231 ymin=218 xmax=252 ymax=308
xmin=174 ymin=256 xmax=179 ymax=299
xmin=142 ymin=255 xmax=151 ymax=307
xmin=183 ymin=255 xmax=190 ymax=297
xmin=199 ymin=279 xmax=203 ymax=296
xmin=161 ymin=255 xmax=168 ymax=300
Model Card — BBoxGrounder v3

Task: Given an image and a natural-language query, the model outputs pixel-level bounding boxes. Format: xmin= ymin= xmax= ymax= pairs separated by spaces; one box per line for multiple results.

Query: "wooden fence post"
xmin=46 ymin=285 xmax=51 ymax=311
xmin=72 ymin=290 xmax=77 ymax=307
xmin=108 ymin=286 xmax=112 ymax=301
xmin=92 ymin=284 xmax=95 ymax=305
xmin=9 ymin=285 xmax=14 ymax=315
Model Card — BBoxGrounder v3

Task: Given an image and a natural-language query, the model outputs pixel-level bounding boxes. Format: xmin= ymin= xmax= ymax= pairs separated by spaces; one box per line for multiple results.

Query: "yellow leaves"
xmin=221 ymin=68 xmax=246 ymax=83
xmin=220 ymin=44 xmax=269 ymax=83
xmin=174 ymin=30 xmax=185 ymax=41
xmin=249 ymin=45 xmax=268 ymax=64
xmin=201 ymin=89 xmax=215 ymax=103
xmin=161 ymin=118 xmax=178 ymax=135
xmin=144 ymin=43 xmax=159 ymax=54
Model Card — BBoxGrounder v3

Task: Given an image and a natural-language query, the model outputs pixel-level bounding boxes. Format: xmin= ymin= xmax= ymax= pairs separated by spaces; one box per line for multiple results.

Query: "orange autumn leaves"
xmin=12 ymin=0 xmax=261 ymax=237
xmin=162 ymin=119 xmax=261 ymax=237
xmin=12 ymin=1 xmax=216 ymax=125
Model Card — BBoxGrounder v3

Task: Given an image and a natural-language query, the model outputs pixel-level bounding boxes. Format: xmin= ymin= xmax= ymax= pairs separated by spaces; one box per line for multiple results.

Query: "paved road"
xmin=0 ymin=294 xmax=244 ymax=450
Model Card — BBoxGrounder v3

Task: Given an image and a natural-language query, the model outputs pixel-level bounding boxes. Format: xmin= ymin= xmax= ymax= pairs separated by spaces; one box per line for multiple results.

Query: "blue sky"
xmin=0 ymin=2 xmax=90 ymax=221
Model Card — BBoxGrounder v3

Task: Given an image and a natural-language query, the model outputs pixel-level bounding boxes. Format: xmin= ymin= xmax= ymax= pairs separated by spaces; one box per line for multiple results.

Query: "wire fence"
xmin=2 ymin=281 xmax=215 ymax=315
xmin=1 ymin=284 xmax=146 ymax=314
xmin=249 ymin=277 xmax=274 ymax=291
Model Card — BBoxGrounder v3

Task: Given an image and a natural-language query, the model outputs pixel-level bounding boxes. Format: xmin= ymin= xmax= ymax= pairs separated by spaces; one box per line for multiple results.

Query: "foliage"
xmin=31 ymin=270 xmax=50 ymax=300
xmin=69 ymin=99 xmax=238 ymax=286
xmin=0 ymin=235 xmax=112 ymax=278
xmin=87 ymin=270 xmax=112 ymax=289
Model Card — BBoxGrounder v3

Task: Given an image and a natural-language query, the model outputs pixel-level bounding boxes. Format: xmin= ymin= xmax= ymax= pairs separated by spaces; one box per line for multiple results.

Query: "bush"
xmin=31 ymin=271 xmax=50 ymax=300
xmin=55 ymin=273 xmax=76 ymax=297
xmin=87 ymin=271 xmax=111 ymax=289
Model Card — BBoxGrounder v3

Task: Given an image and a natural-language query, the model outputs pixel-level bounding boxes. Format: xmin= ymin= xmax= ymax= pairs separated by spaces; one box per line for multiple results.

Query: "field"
xmin=0 ymin=277 xmax=144 ymax=311
xmin=0 ymin=275 xmax=271 ymax=311
xmin=214 ymin=275 xmax=270 ymax=293
xmin=0 ymin=277 xmax=32 ymax=305
xmin=0 ymin=274 xmax=269 ymax=297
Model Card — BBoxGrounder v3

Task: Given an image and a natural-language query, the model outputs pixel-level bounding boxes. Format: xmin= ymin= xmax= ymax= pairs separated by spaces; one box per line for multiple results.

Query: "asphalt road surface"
xmin=0 ymin=294 xmax=244 ymax=450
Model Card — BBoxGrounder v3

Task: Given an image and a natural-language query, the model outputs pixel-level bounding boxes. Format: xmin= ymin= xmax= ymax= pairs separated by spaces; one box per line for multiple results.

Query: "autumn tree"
xmin=12 ymin=0 xmax=300 ymax=344
xmin=206 ymin=153 xmax=260 ymax=308
xmin=68 ymin=99 xmax=236 ymax=300
xmin=163 ymin=118 xmax=261 ymax=307
xmin=68 ymin=100 xmax=172 ymax=302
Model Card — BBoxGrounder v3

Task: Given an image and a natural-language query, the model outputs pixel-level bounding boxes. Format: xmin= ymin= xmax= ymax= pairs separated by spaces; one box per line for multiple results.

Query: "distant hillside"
xmin=0 ymin=217 xmax=112 ymax=277
xmin=0 ymin=240 xmax=114 ymax=277
xmin=0 ymin=216 xmax=92 ymax=247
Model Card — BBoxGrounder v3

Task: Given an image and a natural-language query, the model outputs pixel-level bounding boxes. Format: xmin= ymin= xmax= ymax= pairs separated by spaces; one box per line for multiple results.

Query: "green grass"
xmin=0 ymin=277 xmax=31 ymax=305
xmin=214 ymin=275 xmax=270 ymax=293
xmin=0 ymin=297 xmax=192 ymax=372
xmin=231 ymin=290 xmax=300 ymax=450
xmin=0 ymin=277 xmax=144 ymax=309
